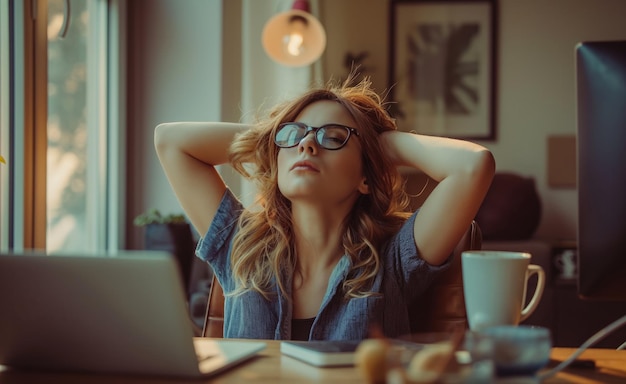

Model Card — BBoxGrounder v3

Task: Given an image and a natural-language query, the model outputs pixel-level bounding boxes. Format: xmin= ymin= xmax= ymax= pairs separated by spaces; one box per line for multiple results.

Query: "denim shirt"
xmin=195 ymin=189 xmax=451 ymax=341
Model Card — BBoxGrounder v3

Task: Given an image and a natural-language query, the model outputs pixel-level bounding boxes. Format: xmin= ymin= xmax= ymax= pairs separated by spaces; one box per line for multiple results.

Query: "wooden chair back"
xmin=202 ymin=221 xmax=482 ymax=338
xmin=202 ymin=271 xmax=226 ymax=338
xmin=410 ymin=220 xmax=482 ymax=333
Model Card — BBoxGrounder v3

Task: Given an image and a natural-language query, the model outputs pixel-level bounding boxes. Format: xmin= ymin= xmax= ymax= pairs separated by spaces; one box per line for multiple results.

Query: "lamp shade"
xmin=262 ymin=9 xmax=326 ymax=67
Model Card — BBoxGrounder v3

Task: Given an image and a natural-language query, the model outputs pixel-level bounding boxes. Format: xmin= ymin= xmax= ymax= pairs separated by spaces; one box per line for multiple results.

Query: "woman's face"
xmin=276 ymin=100 xmax=369 ymax=207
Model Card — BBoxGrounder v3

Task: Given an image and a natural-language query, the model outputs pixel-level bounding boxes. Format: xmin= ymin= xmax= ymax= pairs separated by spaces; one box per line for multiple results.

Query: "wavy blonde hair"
xmin=228 ymin=76 xmax=411 ymax=299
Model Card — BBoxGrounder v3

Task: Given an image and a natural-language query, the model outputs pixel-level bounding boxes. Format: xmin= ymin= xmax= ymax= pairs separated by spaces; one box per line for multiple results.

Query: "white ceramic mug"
xmin=462 ymin=251 xmax=545 ymax=331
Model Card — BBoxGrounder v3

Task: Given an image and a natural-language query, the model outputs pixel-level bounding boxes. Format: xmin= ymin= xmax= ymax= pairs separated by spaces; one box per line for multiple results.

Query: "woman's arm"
xmin=154 ymin=122 xmax=249 ymax=236
xmin=381 ymin=131 xmax=495 ymax=266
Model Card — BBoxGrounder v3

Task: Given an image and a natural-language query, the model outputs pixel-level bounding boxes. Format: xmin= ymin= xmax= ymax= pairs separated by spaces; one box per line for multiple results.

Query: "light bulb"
xmin=284 ymin=16 xmax=306 ymax=57
xmin=262 ymin=10 xmax=326 ymax=67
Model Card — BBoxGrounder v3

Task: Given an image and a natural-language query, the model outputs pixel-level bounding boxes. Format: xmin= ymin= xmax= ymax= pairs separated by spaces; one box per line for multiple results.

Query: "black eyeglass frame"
xmin=274 ymin=122 xmax=360 ymax=150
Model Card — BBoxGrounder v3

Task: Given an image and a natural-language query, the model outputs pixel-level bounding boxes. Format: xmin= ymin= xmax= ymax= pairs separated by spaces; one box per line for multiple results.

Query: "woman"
xmin=154 ymin=77 xmax=495 ymax=341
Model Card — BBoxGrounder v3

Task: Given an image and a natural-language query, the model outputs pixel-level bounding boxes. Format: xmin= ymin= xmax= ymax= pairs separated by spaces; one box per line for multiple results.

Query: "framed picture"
xmin=389 ymin=0 xmax=497 ymax=140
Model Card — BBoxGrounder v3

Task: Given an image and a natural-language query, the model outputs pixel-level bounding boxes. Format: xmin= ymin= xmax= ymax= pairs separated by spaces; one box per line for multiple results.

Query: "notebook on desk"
xmin=281 ymin=339 xmax=428 ymax=367
xmin=0 ymin=250 xmax=266 ymax=378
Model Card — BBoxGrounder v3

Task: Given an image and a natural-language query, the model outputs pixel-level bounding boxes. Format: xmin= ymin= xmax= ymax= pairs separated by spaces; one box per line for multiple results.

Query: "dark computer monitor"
xmin=576 ymin=40 xmax=626 ymax=300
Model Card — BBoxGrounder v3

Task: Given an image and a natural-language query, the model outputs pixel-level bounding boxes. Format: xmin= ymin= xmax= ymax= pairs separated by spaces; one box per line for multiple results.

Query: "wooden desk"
xmin=546 ymin=348 xmax=626 ymax=384
xmin=1 ymin=342 xmax=625 ymax=383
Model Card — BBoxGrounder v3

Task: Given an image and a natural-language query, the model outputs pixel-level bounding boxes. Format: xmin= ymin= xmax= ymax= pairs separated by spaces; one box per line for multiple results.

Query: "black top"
xmin=291 ymin=317 xmax=315 ymax=341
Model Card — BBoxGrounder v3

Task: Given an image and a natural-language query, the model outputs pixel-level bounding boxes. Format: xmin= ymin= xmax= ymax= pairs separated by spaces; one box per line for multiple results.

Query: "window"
xmin=0 ymin=0 xmax=124 ymax=252
xmin=47 ymin=0 xmax=90 ymax=251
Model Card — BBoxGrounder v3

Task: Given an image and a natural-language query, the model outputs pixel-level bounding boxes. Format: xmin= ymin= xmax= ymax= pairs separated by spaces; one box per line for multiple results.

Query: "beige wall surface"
xmin=319 ymin=0 xmax=626 ymax=242
xmin=126 ymin=0 xmax=225 ymax=248
xmin=489 ymin=0 xmax=626 ymax=241
xmin=126 ymin=0 xmax=626 ymax=248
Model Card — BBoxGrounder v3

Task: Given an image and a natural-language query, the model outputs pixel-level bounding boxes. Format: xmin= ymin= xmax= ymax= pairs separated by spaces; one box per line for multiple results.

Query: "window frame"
xmin=0 ymin=0 xmax=126 ymax=252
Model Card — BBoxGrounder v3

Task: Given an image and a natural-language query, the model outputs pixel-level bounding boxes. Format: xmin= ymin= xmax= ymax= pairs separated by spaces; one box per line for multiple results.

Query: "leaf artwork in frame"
xmin=389 ymin=0 xmax=497 ymax=140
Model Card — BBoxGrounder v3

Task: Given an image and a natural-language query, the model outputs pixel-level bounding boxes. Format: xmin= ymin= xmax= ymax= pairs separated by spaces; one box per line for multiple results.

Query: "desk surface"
xmin=1 ymin=342 xmax=625 ymax=383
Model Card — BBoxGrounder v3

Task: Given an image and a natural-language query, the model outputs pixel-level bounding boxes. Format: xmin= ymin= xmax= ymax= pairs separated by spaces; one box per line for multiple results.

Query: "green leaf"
xmin=133 ymin=209 xmax=187 ymax=226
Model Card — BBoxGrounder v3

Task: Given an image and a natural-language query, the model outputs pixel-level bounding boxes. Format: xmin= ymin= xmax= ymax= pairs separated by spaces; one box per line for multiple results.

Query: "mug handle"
xmin=519 ymin=264 xmax=545 ymax=322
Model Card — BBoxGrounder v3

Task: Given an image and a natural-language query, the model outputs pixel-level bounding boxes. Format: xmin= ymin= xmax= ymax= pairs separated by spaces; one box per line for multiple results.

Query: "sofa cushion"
xmin=476 ymin=172 xmax=542 ymax=241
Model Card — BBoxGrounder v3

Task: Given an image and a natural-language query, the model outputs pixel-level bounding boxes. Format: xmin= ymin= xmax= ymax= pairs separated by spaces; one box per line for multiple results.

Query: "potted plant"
xmin=134 ymin=209 xmax=195 ymax=295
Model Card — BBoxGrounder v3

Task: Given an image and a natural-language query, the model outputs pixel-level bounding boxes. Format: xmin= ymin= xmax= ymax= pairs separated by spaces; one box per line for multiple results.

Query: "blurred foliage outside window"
xmin=47 ymin=0 xmax=88 ymax=252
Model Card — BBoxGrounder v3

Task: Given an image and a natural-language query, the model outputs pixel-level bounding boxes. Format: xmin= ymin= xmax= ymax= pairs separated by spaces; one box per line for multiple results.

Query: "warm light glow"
xmin=283 ymin=15 xmax=307 ymax=57
xmin=262 ymin=10 xmax=326 ymax=67
xmin=286 ymin=31 xmax=304 ymax=57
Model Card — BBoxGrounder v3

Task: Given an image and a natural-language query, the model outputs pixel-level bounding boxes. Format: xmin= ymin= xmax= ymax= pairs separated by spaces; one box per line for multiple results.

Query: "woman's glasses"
xmin=274 ymin=122 xmax=359 ymax=150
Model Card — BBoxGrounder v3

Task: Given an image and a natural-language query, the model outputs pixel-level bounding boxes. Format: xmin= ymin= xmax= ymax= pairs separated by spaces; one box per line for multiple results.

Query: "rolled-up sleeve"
xmin=194 ymin=188 xmax=243 ymax=290
xmin=383 ymin=211 xmax=453 ymax=301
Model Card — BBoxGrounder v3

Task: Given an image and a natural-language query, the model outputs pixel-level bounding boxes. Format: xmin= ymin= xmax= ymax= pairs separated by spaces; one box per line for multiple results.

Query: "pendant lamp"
xmin=262 ymin=0 xmax=327 ymax=67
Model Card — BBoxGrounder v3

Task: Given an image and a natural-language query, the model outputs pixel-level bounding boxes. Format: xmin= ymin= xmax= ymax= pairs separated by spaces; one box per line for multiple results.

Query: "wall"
xmin=124 ymin=0 xmax=315 ymax=248
xmin=320 ymin=0 xmax=626 ymax=242
xmin=319 ymin=0 xmax=389 ymax=94
xmin=126 ymin=0 xmax=626 ymax=248
xmin=491 ymin=0 xmax=625 ymax=241
xmin=126 ymin=0 xmax=225 ymax=248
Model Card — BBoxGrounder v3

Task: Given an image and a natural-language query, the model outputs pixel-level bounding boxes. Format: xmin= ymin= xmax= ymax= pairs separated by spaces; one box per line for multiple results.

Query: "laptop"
xmin=0 ymin=250 xmax=266 ymax=378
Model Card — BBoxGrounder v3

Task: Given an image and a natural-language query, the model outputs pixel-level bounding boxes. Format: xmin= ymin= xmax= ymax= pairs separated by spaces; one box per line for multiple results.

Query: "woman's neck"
xmin=291 ymin=203 xmax=347 ymax=270
xmin=289 ymin=203 xmax=350 ymax=319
